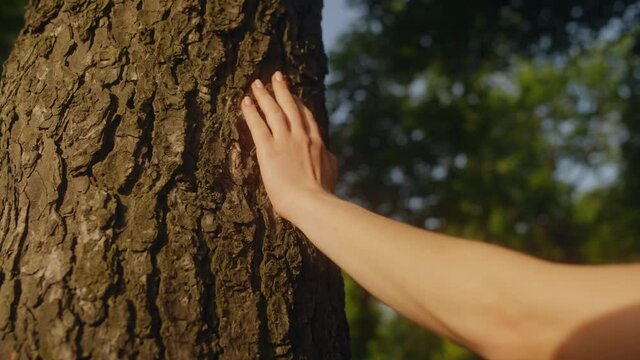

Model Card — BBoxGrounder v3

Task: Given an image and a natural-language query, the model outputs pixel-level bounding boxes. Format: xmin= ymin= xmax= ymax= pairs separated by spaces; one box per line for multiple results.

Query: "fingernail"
xmin=242 ymin=96 xmax=253 ymax=106
xmin=274 ymin=71 xmax=284 ymax=81
xmin=253 ymin=79 xmax=264 ymax=88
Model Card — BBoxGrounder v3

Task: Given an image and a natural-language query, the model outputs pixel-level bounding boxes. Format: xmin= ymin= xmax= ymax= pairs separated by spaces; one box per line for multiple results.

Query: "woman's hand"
xmin=240 ymin=71 xmax=337 ymax=220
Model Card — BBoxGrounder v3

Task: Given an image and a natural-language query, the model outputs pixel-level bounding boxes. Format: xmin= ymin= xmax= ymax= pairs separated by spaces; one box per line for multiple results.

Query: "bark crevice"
xmin=195 ymin=212 xmax=219 ymax=356
xmin=118 ymin=88 xmax=157 ymax=196
xmin=7 ymin=202 xmax=29 ymax=335
xmin=147 ymin=184 xmax=172 ymax=358
xmin=252 ymin=212 xmax=273 ymax=358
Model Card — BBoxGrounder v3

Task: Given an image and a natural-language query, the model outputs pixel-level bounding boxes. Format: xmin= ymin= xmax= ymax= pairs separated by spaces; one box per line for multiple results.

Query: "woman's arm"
xmin=289 ymin=191 xmax=640 ymax=360
xmin=240 ymin=72 xmax=640 ymax=360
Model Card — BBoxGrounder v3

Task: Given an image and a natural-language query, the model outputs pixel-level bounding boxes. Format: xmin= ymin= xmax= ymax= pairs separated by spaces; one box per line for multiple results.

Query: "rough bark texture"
xmin=0 ymin=0 xmax=349 ymax=358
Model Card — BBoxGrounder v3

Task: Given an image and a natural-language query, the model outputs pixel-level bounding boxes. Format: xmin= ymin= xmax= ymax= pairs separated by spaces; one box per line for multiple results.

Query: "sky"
xmin=321 ymin=0 xmax=362 ymax=52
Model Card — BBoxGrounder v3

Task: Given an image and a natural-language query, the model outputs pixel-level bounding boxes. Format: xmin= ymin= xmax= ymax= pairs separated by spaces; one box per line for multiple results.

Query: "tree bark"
xmin=0 ymin=0 xmax=349 ymax=358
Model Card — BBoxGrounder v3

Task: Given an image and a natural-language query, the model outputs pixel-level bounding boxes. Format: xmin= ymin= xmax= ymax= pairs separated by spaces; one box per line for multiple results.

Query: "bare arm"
xmin=240 ymin=72 xmax=640 ymax=360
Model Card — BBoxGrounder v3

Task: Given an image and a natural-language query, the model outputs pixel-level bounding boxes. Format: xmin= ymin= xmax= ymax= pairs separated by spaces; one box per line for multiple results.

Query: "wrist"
xmin=279 ymin=188 xmax=337 ymax=225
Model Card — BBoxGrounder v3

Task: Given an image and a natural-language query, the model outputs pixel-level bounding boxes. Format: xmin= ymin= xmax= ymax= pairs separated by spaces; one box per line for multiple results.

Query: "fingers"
xmin=241 ymin=96 xmax=272 ymax=149
xmin=249 ymin=73 xmax=324 ymax=145
xmin=251 ymin=79 xmax=289 ymax=136
xmin=294 ymin=96 xmax=323 ymax=144
xmin=271 ymin=71 xmax=307 ymax=135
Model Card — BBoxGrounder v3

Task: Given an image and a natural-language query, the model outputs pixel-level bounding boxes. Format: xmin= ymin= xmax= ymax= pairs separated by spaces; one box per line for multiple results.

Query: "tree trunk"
xmin=0 ymin=0 xmax=349 ymax=358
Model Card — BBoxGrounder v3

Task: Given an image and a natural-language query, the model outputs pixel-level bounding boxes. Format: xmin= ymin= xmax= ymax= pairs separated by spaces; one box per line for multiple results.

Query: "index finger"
xmin=241 ymin=96 xmax=273 ymax=149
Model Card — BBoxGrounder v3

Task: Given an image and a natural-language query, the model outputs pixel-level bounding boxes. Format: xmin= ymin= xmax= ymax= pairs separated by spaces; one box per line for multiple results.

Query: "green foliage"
xmin=330 ymin=0 xmax=640 ymax=358
xmin=0 ymin=0 xmax=25 ymax=66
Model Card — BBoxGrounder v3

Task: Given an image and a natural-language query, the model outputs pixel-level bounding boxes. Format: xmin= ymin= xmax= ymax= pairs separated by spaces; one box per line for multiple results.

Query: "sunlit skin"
xmin=240 ymin=71 xmax=640 ymax=360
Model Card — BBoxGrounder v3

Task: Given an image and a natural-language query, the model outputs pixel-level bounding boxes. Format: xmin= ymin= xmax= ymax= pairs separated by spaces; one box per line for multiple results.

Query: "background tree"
xmin=328 ymin=0 xmax=640 ymax=358
xmin=0 ymin=0 xmax=24 ymax=65
xmin=0 ymin=0 xmax=349 ymax=358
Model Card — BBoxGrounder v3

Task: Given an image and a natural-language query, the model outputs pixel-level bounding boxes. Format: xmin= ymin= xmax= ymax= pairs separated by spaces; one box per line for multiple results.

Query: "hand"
xmin=240 ymin=71 xmax=338 ymax=220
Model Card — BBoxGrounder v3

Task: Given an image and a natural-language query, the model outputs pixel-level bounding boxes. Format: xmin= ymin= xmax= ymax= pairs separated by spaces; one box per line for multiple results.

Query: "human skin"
xmin=240 ymin=71 xmax=640 ymax=360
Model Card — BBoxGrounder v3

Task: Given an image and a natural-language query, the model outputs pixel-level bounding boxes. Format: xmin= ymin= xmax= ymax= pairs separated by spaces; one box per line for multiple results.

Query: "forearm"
xmin=288 ymin=191 xmax=536 ymax=354
xmin=288 ymin=191 xmax=640 ymax=359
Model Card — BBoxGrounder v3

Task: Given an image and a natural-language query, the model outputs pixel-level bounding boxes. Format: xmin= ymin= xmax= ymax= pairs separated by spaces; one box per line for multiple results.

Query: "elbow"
xmin=480 ymin=331 xmax=552 ymax=360
xmin=480 ymin=335 xmax=531 ymax=360
xmin=474 ymin=308 xmax=560 ymax=360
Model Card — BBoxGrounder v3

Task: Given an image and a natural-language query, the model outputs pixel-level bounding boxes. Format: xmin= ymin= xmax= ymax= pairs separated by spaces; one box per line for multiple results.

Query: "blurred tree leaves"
xmin=329 ymin=0 xmax=640 ymax=358
xmin=0 ymin=0 xmax=24 ymax=66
